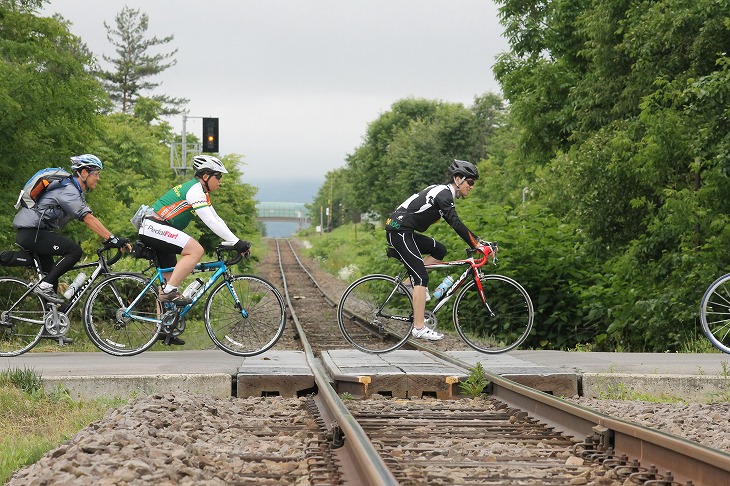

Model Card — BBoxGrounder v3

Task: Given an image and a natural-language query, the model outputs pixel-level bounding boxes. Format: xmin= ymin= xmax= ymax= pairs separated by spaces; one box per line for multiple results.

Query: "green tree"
xmin=0 ymin=0 xmax=108 ymax=248
xmin=493 ymin=0 xmax=730 ymax=350
xmin=97 ymin=6 xmax=188 ymax=115
xmin=308 ymin=168 xmax=354 ymax=231
xmin=345 ymin=97 xmax=489 ymax=218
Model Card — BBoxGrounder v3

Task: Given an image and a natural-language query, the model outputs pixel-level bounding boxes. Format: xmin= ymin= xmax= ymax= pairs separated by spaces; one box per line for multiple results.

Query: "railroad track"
xmin=268 ymin=237 xmax=730 ymax=485
xmin=9 ymin=237 xmax=726 ymax=484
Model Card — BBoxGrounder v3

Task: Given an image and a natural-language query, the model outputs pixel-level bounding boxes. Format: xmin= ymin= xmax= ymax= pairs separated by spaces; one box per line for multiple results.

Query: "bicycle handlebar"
xmin=97 ymin=244 xmax=124 ymax=266
xmin=215 ymin=245 xmax=246 ymax=267
xmin=467 ymin=241 xmax=498 ymax=266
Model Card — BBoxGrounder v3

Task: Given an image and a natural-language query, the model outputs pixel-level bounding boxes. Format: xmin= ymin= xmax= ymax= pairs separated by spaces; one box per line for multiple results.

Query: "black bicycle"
xmin=0 ymin=243 xmax=124 ymax=357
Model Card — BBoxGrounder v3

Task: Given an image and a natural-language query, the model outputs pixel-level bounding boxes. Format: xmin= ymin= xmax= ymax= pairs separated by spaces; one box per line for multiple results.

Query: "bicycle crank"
xmin=44 ymin=311 xmax=71 ymax=336
xmin=161 ymin=310 xmax=180 ymax=332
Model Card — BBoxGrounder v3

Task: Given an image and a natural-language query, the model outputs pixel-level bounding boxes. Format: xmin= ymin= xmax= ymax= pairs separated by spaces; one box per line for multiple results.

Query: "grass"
xmin=459 ymin=362 xmax=489 ymax=398
xmin=593 ymin=380 xmax=687 ymax=403
xmin=708 ymin=360 xmax=730 ymax=403
xmin=0 ymin=367 xmax=127 ymax=483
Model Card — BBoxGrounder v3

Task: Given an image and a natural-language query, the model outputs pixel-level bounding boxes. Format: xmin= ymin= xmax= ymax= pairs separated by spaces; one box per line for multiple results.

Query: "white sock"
xmin=163 ymin=285 xmax=177 ymax=294
xmin=39 ymin=281 xmax=54 ymax=291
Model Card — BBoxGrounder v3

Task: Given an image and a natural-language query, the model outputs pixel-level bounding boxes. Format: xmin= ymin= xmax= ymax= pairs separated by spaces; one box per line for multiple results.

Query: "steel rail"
xmin=406 ymin=327 xmax=730 ymax=485
xmin=282 ymin=238 xmax=338 ymax=308
xmin=284 ymin=237 xmax=730 ymax=485
xmin=275 ymin=239 xmax=398 ymax=485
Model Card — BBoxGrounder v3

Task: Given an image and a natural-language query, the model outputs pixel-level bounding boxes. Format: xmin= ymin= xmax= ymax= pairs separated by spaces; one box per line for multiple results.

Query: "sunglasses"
xmin=211 ymin=172 xmax=223 ymax=180
xmin=464 ymin=178 xmax=475 ymax=187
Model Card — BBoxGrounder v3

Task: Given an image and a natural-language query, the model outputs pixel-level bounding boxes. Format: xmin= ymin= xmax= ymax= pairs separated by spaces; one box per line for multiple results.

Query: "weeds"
xmin=0 ymin=368 xmax=126 ymax=483
xmin=709 ymin=360 xmax=730 ymax=403
xmin=594 ymin=380 xmax=685 ymax=403
xmin=0 ymin=367 xmax=43 ymax=394
xmin=459 ymin=362 xmax=489 ymax=398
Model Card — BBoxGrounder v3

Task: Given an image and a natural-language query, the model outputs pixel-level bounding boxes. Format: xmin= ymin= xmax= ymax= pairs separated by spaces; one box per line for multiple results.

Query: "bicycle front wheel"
xmin=205 ymin=275 xmax=286 ymax=357
xmin=0 ymin=277 xmax=45 ymax=357
xmin=337 ymin=274 xmax=413 ymax=353
xmin=454 ymin=275 xmax=534 ymax=354
xmin=700 ymin=273 xmax=730 ymax=354
xmin=83 ymin=273 xmax=161 ymax=356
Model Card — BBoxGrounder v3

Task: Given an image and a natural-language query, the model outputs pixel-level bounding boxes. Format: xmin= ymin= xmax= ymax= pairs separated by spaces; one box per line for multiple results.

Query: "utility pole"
xmin=170 ymin=114 xmax=216 ymax=176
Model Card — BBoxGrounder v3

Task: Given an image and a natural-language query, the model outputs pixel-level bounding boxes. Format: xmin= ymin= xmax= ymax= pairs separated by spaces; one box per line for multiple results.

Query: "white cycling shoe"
xmin=411 ymin=326 xmax=443 ymax=341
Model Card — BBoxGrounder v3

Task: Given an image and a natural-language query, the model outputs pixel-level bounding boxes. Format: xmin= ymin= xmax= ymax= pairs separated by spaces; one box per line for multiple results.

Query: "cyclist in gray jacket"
xmin=13 ymin=155 xmax=129 ymax=304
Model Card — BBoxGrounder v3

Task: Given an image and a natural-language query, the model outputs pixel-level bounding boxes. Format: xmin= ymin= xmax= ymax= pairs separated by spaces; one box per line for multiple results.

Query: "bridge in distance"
xmin=256 ymin=202 xmax=311 ymax=236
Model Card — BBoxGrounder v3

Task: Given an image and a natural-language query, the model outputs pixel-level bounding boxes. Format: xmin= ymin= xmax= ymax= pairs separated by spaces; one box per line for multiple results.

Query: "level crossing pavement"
xmin=2 ymin=350 xmax=729 ymax=401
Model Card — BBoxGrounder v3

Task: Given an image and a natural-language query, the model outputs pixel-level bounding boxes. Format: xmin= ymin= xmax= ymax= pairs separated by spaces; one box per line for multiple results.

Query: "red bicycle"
xmin=337 ymin=242 xmax=534 ymax=353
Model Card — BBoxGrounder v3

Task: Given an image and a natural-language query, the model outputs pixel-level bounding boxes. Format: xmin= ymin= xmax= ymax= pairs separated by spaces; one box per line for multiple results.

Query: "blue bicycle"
xmin=82 ymin=243 xmax=286 ymax=357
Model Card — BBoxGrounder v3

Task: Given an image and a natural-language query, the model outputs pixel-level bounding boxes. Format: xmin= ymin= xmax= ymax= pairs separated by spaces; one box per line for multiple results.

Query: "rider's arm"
xmin=187 ymin=182 xmax=249 ymax=253
xmin=194 ymin=206 xmax=250 ymax=253
xmin=194 ymin=205 xmax=238 ymax=245
xmin=436 ymin=191 xmax=480 ymax=248
xmin=82 ymin=213 xmax=114 ymax=240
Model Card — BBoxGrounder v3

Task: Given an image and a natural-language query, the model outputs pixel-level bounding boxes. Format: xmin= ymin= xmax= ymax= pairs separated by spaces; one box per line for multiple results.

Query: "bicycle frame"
xmin=381 ymin=245 xmax=495 ymax=325
xmin=396 ymin=245 xmax=495 ymax=315
xmin=5 ymin=248 xmax=118 ymax=317
xmin=122 ymin=258 xmax=247 ymax=323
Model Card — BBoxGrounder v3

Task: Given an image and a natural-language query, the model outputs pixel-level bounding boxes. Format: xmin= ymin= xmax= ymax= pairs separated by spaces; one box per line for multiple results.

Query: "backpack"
xmin=14 ymin=167 xmax=71 ymax=209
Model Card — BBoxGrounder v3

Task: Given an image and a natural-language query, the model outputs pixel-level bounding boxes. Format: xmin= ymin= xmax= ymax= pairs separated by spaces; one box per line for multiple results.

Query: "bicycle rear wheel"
xmin=83 ymin=273 xmax=160 ymax=356
xmin=0 ymin=277 xmax=45 ymax=357
xmin=454 ymin=275 xmax=533 ymax=354
xmin=205 ymin=275 xmax=286 ymax=357
xmin=700 ymin=273 xmax=730 ymax=355
xmin=337 ymin=274 xmax=413 ymax=353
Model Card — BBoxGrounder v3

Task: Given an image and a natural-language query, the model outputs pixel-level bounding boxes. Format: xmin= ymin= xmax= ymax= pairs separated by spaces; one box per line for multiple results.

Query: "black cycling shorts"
xmin=385 ymin=231 xmax=447 ymax=287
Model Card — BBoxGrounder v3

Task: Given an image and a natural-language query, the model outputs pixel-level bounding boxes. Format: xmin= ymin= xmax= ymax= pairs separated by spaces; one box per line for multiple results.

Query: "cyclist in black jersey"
xmin=385 ymin=159 xmax=485 ymax=341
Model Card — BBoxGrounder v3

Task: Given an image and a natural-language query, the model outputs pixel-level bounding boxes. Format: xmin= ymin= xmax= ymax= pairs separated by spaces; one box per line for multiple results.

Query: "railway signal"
xmin=202 ymin=117 xmax=219 ymax=153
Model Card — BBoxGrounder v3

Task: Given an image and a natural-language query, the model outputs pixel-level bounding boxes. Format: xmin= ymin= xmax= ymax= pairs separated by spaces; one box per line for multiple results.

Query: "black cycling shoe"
xmin=157 ymin=334 xmax=185 ymax=346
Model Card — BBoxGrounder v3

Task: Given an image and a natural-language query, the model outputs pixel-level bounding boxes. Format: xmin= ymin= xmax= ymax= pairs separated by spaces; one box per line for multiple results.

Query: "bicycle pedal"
xmin=157 ymin=334 xmax=185 ymax=346
xmin=42 ymin=335 xmax=73 ymax=345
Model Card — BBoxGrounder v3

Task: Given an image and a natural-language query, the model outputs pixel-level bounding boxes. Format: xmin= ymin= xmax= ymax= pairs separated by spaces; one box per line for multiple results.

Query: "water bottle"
xmin=62 ymin=272 xmax=87 ymax=299
xmin=182 ymin=278 xmax=204 ymax=299
xmin=432 ymin=276 xmax=454 ymax=300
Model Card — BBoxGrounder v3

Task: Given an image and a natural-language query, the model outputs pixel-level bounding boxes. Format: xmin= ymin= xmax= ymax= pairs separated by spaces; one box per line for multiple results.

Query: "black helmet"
xmin=448 ymin=159 xmax=479 ymax=180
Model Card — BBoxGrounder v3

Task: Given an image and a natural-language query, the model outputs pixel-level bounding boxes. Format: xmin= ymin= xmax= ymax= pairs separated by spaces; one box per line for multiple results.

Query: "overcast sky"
xmin=42 ymin=0 xmax=509 ymax=201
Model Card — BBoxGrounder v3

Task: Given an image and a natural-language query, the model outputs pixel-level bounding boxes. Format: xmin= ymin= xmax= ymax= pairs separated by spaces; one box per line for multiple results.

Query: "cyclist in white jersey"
xmin=139 ymin=155 xmax=251 ymax=309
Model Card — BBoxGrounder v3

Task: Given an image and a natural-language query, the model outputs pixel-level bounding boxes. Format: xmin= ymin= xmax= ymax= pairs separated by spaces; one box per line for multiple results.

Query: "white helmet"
xmin=192 ymin=155 xmax=228 ymax=175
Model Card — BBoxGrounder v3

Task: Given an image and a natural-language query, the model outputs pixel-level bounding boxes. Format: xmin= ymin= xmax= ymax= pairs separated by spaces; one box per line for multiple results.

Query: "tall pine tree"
xmin=96 ymin=6 xmax=188 ymax=115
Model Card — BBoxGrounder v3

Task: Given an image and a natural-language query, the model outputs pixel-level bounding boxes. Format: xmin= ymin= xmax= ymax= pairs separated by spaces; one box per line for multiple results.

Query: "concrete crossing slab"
xmin=4 ymin=349 xmax=728 ymax=402
xmin=322 ymin=350 xmax=468 ymax=399
xmin=445 ymin=351 xmax=579 ymax=397
xmin=236 ymin=350 xmax=315 ymax=398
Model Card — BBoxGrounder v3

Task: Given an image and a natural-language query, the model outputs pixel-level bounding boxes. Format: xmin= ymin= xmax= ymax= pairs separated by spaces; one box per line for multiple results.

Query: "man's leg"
xmin=165 ymin=238 xmax=204 ymax=288
xmin=17 ymin=229 xmax=82 ymax=287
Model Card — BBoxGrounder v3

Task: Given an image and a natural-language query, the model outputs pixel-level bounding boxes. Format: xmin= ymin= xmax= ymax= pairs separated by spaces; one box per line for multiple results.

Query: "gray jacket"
xmin=13 ymin=177 xmax=92 ymax=231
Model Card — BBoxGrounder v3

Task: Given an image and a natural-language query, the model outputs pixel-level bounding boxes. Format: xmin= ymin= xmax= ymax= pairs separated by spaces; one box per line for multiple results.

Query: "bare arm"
xmin=82 ymin=213 xmax=113 ymax=240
